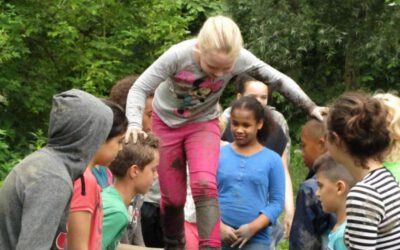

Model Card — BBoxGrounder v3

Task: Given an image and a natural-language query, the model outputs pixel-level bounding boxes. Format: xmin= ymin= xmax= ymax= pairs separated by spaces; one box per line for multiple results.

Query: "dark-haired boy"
xmin=289 ymin=120 xmax=336 ymax=250
xmin=102 ymin=134 xmax=160 ymax=250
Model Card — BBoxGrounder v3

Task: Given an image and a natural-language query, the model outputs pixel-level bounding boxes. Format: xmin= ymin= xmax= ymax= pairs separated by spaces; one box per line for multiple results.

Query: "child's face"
xmin=231 ymin=108 xmax=262 ymax=147
xmin=93 ymin=133 xmax=124 ymax=167
xmin=301 ymin=127 xmax=325 ymax=168
xmin=199 ymin=50 xmax=235 ymax=79
xmin=316 ymin=173 xmax=339 ymax=214
xmin=142 ymin=96 xmax=153 ymax=132
xmin=135 ymin=150 xmax=159 ymax=195
xmin=239 ymin=81 xmax=269 ymax=107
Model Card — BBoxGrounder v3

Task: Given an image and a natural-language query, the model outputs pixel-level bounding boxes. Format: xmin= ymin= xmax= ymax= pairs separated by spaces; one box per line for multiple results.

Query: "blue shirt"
xmin=289 ymin=172 xmax=336 ymax=250
xmin=328 ymin=222 xmax=348 ymax=250
xmin=217 ymin=144 xmax=285 ymax=245
xmin=92 ymin=165 xmax=111 ymax=189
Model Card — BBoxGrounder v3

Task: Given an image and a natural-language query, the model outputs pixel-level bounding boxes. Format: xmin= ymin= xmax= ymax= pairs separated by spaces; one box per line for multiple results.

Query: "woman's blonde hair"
xmin=374 ymin=93 xmax=400 ymax=162
xmin=197 ymin=15 xmax=243 ymax=61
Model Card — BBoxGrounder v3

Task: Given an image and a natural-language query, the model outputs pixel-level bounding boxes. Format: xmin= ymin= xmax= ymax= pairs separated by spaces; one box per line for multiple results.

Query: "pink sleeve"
xmin=70 ymin=171 xmax=99 ymax=214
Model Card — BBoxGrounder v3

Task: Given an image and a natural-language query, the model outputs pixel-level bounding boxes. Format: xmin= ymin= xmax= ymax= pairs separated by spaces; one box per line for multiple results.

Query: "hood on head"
xmin=47 ymin=89 xmax=113 ymax=180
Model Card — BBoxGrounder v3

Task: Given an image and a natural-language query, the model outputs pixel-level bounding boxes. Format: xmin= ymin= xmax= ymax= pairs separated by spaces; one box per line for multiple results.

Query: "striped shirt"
xmin=345 ymin=167 xmax=400 ymax=249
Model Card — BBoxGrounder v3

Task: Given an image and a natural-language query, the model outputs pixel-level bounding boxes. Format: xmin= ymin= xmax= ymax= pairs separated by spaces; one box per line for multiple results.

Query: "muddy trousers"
xmin=152 ymin=113 xmax=221 ymax=250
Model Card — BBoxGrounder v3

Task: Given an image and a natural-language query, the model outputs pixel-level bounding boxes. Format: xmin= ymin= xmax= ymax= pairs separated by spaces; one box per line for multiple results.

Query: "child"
xmin=64 ymin=100 xmax=128 ymax=250
xmin=289 ymin=119 xmax=335 ymax=250
xmin=0 ymin=89 xmax=113 ymax=250
xmin=126 ymin=15 xmax=324 ymax=250
xmin=93 ymin=76 xmax=155 ymax=189
xmin=218 ymin=96 xmax=285 ymax=249
xmin=326 ymin=92 xmax=400 ymax=249
xmin=314 ymin=154 xmax=355 ymax=250
xmin=374 ymin=93 xmax=400 ymax=181
xmin=109 ymin=75 xmax=154 ymax=133
xmin=108 ymin=75 xmax=156 ymax=247
xmin=102 ymin=134 xmax=160 ymax=250
xmin=221 ymin=73 xmax=294 ymax=242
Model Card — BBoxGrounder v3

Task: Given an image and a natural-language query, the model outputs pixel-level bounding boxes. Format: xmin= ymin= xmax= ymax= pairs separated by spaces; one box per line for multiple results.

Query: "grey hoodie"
xmin=0 ymin=89 xmax=113 ymax=250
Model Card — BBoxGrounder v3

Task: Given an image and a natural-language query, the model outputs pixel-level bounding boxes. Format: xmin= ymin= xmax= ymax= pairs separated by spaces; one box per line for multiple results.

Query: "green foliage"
xmin=0 ymin=129 xmax=22 ymax=180
xmin=226 ymin=0 xmax=400 ymax=143
xmin=0 ymin=0 xmax=224 ymax=180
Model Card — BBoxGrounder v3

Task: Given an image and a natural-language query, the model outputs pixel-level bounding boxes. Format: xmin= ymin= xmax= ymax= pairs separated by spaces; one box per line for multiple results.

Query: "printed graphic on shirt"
xmin=173 ymin=70 xmax=224 ymax=117
xmin=56 ymin=232 xmax=67 ymax=250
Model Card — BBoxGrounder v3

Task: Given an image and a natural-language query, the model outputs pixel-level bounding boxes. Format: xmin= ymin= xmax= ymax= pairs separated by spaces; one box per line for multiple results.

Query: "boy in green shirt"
xmin=102 ymin=134 xmax=160 ymax=250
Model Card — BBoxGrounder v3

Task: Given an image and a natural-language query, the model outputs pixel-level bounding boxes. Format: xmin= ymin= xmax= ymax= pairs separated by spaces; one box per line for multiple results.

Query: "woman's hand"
xmin=124 ymin=126 xmax=147 ymax=143
xmin=231 ymin=224 xmax=257 ymax=249
xmin=220 ymin=222 xmax=238 ymax=245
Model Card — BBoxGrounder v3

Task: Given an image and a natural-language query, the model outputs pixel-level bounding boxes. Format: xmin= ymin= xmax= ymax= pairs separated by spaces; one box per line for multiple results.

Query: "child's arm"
xmin=282 ymin=150 xmax=294 ymax=238
xmin=239 ymin=49 xmax=319 ymax=117
xmin=67 ymin=173 xmax=99 ymax=250
xmin=16 ymin=177 xmax=71 ymax=249
xmin=67 ymin=212 xmax=92 ymax=250
xmin=102 ymin=211 xmax=129 ymax=249
xmin=126 ymin=44 xmax=179 ymax=129
xmin=262 ymin=154 xmax=286 ymax=225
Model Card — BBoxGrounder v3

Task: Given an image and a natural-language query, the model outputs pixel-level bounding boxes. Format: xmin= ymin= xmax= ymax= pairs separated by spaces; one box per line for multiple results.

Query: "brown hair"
xmin=327 ymin=92 xmax=390 ymax=168
xmin=314 ymin=154 xmax=355 ymax=188
xmin=109 ymin=133 xmax=159 ymax=178
xmin=109 ymin=75 xmax=154 ymax=111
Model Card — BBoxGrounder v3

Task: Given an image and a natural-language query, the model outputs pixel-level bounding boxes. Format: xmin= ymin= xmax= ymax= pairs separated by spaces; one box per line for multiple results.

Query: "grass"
xmin=278 ymin=145 xmax=308 ymax=250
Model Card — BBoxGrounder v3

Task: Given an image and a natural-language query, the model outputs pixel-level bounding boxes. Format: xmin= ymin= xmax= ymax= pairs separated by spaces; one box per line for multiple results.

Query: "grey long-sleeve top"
xmin=126 ymin=39 xmax=315 ymax=128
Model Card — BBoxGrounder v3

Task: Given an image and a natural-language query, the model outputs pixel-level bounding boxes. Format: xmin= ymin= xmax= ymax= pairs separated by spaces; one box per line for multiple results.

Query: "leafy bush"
xmin=0 ymin=0 xmax=223 ymax=180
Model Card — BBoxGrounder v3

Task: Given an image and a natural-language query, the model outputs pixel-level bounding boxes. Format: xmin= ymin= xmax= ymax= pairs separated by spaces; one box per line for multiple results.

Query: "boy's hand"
xmin=310 ymin=106 xmax=329 ymax=121
xmin=220 ymin=223 xmax=238 ymax=245
xmin=231 ymin=224 xmax=257 ymax=249
xmin=124 ymin=126 xmax=147 ymax=143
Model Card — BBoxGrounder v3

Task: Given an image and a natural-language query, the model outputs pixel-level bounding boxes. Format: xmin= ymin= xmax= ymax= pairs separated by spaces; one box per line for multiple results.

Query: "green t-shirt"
xmin=102 ymin=186 xmax=129 ymax=250
xmin=384 ymin=161 xmax=400 ymax=183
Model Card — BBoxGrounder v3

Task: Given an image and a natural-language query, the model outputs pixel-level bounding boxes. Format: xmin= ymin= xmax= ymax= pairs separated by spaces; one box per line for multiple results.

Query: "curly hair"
xmin=327 ymin=92 xmax=390 ymax=168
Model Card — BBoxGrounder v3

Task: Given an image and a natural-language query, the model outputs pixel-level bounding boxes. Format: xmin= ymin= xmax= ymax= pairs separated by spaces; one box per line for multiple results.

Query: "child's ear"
xmin=257 ymin=120 xmax=264 ymax=130
xmin=336 ymin=180 xmax=348 ymax=195
xmin=236 ymin=93 xmax=242 ymax=100
xmin=128 ymin=165 xmax=140 ymax=179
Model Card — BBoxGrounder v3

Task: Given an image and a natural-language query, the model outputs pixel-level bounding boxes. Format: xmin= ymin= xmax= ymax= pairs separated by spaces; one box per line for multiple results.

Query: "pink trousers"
xmin=185 ymin=221 xmax=200 ymax=250
xmin=152 ymin=113 xmax=221 ymax=249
